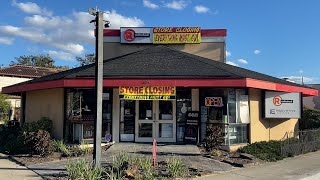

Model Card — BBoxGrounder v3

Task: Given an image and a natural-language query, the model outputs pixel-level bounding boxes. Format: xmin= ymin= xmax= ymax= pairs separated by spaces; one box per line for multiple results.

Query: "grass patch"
xmin=166 ymin=156 xmax=189 ymax=177
xmin=52 ymin=140 xmax=71 ymax=157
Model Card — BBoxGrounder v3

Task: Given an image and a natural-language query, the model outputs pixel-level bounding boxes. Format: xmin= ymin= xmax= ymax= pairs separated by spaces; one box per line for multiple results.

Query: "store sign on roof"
xmin=120 ymin=27 xmax=152 ymax=43
xmin=120 ymin=27 xmax=201 ymax=44
xmin=153 ymin=27 xmax=201 ymax=44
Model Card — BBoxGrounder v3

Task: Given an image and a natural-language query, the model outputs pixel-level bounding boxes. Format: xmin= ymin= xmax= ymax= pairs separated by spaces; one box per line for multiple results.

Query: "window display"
xmin=176 ymin=88 xmax=192 ymax=142
xmin=66 ymin=88 xmax=112 ymax=143
xmin=200 ymin=88 xmax=249 ymax=145
xmin=120 ymin=100 xmax=135 ymax=141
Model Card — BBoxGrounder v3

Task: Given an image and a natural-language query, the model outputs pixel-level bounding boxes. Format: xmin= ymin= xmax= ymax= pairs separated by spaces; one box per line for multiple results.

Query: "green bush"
xmin=240 ymin=140 xmax=283 ymax=161
xmin=24 ymin=130 xmax=52 ymax=156
xmin=22 ymin=117 xmax=53 ymax=135
xmin=204 ymin=125 xmax=225 ymax=151
xmin=166 ymin=156 xmax=189 ymax=177
xmin=0 ymin=126 xmax=26 ymax=154
xmin=0 ymin=93 xmax=10 ymax=124
xmin=300 ymin=107 xmax=320 ymax=130
xmin=52 ymin=140 xmax=71 ymax=157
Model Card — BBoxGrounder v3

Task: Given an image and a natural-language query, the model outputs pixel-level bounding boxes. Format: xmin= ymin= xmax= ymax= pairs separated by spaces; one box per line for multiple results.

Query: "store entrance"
xmin=135 ymin=100 xmax=176 ymax=143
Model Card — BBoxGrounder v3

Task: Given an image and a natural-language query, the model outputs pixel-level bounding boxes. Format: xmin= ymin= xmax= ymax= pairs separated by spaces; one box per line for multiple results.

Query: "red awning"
xmin=2 ymin=78 xmax=318 ymax=96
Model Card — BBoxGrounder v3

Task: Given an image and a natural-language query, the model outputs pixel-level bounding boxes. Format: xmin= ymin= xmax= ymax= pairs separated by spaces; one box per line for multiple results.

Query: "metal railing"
xmin=281 ymin=129 xmax=320 ymax=157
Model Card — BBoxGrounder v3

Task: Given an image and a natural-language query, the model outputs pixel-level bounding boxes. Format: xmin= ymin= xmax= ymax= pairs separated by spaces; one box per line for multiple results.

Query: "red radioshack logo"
xmin=273 ymin=96 xmax=282 ymax=106
xmin=272 ymin=95 xmax=293 ymax=106
xmin=124 ymin=29 xmax=135 ymax=42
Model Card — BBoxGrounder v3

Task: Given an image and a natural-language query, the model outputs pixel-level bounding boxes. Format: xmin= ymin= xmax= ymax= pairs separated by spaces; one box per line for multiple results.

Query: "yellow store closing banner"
xmin=153 ymin=27 xmax=201 ymax=44
xmin=119 ymin=86 xmax=176 ymax=100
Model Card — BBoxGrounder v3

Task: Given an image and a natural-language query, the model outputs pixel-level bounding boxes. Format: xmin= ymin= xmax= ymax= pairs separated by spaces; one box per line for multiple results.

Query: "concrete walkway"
xmin=0 ymin=153 xmax=41 ymax=180
xmin=196 ymin=150 xmax=320 ymax=180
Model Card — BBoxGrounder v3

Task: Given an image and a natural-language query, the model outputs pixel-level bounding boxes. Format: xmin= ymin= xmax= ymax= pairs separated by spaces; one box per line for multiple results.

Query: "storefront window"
xmin=176 ymin=88 xmax=192 ymax=143
xmin=200 ymin=88 xmax=249 ymax=145
xmin=200 ymin=88 xmax=227 ymax=142
xmin=65 ymin=88 xmax=112 ymax=143
xmin=139 ymin=101 xmax=153 ymax=120
xmin=227 ymin=89 xmax=249 ymax=144
xmin=120 ymin=100 xmax=135 ymax=141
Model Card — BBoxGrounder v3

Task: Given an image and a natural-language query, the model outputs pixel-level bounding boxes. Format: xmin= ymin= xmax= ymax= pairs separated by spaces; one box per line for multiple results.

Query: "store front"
xmin=2 ymin=28 xmax=318 ymax=150
xmin=60 ymin=85 xmax=251 ymax=145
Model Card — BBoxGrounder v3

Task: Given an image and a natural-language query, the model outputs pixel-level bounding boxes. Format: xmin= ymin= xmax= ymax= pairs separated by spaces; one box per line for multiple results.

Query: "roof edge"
xmin=2 ymin=78 xmax=318 ymax=96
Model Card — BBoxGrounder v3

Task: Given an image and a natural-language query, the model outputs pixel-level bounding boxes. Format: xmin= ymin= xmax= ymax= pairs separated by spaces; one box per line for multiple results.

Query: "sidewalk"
xmin=0 ymin=153 xmax=42 ymax=180
xmin=196 ymin=150 xmax=320 ymax=180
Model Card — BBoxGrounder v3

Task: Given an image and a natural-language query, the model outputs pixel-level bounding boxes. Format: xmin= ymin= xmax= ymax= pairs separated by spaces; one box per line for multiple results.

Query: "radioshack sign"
xmin=120 ymin=27 xmax=152 ymax=43
xmin=265 ymin=91 xmax=301 ymax=118
xmin=120 ymin=27 xmax=201 ymax=44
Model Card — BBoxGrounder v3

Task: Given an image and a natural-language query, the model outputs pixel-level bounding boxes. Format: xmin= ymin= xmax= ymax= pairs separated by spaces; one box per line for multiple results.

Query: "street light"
xmin=88 ymin=7 xmax=109 ymax=168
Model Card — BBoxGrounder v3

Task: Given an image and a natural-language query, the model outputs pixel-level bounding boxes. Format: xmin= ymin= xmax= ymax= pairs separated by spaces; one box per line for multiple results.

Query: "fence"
xmin=281 ymin=129 xmax=320 ymax=157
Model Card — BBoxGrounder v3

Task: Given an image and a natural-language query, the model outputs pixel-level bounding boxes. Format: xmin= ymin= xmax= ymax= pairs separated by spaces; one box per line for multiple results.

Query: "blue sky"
xmin=0 ymin=0 xmax=319 ymax=84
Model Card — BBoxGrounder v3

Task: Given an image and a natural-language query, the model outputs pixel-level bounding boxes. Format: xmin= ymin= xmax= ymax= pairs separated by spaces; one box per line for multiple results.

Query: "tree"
xmin=0 ymin=94 xmax=10 ymax=124
xmin=10 ymin=54 xmax=55 ymax=68
xmin=76 ymin=53 xmax=95 ymax=66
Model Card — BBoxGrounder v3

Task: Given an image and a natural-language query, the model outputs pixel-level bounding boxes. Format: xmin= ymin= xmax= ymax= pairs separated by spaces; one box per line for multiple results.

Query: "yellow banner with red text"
xmin=119 ymin=86 xmax=176 ymax=100
xmin=153 ymin=27 xmax=201 ymax=44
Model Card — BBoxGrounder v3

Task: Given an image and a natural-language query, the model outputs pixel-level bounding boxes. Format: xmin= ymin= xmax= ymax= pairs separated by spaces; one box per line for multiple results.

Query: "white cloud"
xmin=194 ymin=5 xmax=210 ymax=13
xmin=254 ymin=49 xmax=261 ymax=55
xmin=143 ymin=0 xmax=159 ymax=9
xmin=24 ymin=15 xmax=72 ymax=29
xmin=299 ymin=70 xmax=304 ymax=74
xmin=0 ymin=7 xmax=144 ymax=59
xmin=48 ymin=50 xmax=74 ymax=61
xmin=282 ymin=76 xmax=313 ymax=84
xmin=0 ymin=36 xmax=14 ymax=45
xmin=226 ymin=50 xmax=231 ymax=57
xmin=12 ymin=0 xmax=52 ymax=16
xmin=226 ymin=61 xmax=239 ymax=66
xmin=238 ymin=59 xmax=248 ymax=64
xmin=0 ymin=25 xmax=84 ymax=54
xmin=165 ymin=0 xmax=188 ymax=10
xmin=104 ymin=10 xmax=145 ymax=28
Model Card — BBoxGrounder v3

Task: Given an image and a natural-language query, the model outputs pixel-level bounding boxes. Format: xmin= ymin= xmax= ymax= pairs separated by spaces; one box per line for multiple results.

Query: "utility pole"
xmin=89 ymin=8 xmax=104 ymax=167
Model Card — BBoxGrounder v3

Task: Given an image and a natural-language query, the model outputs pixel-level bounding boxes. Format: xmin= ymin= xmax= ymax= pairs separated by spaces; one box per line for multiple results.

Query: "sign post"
xmin=153 ymin=139 xmax=157 ymax=167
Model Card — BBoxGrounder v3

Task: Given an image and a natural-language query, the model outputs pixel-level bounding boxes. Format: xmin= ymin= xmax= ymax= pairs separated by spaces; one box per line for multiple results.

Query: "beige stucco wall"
xmin=25 ymin=88 xmax=64 ymax=139
xmin=1 ymin=76 xmax=31 ymax=121
xmin=104 ymin=42 xmax=225 ymax=62
xmin=0 ymin=76 xmax=31 ymax=92
xmin=249 ymin=88 xmax=299 ymax=143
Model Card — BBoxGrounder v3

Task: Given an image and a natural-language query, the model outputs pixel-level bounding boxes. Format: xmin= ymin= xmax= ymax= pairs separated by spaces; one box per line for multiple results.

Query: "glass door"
xmin=156 ymin=100 xmax=176 ymax=142
xmin=135 ymin=100 xmax=155 ymax=142
xmin=135 ymin=100 xmax=176 ymax=143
